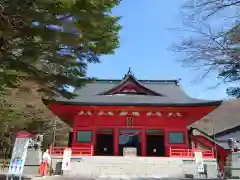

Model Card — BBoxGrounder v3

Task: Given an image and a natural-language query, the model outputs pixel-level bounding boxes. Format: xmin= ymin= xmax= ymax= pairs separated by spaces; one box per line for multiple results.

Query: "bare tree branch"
xmin=182 ymin=0 xmax=240 ymax=21
xmin=171 ymin=20 xmax=240 ymax=96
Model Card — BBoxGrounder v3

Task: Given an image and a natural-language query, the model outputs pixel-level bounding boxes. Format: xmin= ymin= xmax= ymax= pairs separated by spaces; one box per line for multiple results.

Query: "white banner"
xmin=194 ymin=151 xmax=204 ymax=173
xmin=61 ymin=148 xmax=72 ymax=171
xmin=8 ymin=137 xmax=30 ymax=176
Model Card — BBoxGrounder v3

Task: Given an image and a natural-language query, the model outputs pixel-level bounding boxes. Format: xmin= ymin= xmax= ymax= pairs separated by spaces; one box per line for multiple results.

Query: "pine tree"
xmin=0 ymin=0 xmax=121 ymax=98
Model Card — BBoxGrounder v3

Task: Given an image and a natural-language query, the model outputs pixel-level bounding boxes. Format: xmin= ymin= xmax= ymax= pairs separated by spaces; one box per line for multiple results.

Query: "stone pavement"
xmin=0 ymin=174 xmax=225 ymax=180
xmin=32 ymin=176 xmax=222 ymax=180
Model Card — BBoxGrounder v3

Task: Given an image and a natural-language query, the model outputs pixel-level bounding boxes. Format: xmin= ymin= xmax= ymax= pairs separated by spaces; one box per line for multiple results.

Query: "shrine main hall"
xmin=44 ymin=70 xmax=222 ymax=157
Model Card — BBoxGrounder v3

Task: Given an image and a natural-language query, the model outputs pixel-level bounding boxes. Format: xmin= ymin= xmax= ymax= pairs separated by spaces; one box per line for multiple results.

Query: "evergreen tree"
xmin=0 ymin=0 xmax=121 ymax=98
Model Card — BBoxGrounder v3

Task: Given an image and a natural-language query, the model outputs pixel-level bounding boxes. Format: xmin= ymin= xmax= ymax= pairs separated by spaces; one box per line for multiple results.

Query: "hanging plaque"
xmin=126 ymin=117 xmax=133 ymax=128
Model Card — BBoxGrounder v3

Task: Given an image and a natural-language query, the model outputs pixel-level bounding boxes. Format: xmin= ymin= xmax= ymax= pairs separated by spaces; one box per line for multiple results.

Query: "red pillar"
xmin=194 ymin=141 xmax=198 ymax=149
xmin=92 ymin=127 xmax=96 ymax=156
xmin=184 ymin=130 xmax=189 ymax=146
xmin=114 ymin=128 xmax=119 ymax=156
xmin=141 ymin=128 xmax=146 ymax=156
xmin=164 ymin=130 xmax=169 ymax=156
xmin=72 ymin=116 xmax=77 ymax=146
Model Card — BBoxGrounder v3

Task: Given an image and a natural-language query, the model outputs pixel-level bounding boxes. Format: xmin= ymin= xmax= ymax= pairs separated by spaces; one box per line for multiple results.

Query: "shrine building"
xmin=43 ymin=70 xmax=222 ymax=157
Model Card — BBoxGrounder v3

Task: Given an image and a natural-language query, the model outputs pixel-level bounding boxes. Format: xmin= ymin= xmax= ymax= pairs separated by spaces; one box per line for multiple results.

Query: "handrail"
xmin=49 ymin=145 xmax=93 ymax=156
xmin=169 ymin=147 xmax=215 ymax=158
xmin=190 ymin=129 xmax=232 ymax=174
xmin=189 ymin=127 xmax=211 ymax=138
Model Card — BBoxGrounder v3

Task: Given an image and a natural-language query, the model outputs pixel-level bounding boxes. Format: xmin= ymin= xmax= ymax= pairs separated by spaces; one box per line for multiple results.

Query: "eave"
xmin=212 ymin=125 xmax=240 ymax=138
xmin=43 ymin=99 xmax=222 ymax=107
xmin=42 ymin=99 xmax=222 ymax=128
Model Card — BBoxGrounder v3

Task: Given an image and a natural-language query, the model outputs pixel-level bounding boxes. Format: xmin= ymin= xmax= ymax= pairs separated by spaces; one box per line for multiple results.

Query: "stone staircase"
xmin=51 ymin=156 xmax=218 ymax=179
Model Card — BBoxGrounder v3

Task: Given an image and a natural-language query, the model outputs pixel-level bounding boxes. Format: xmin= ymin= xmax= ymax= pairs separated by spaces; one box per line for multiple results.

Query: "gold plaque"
xmin=126 ymin=117 xmax=133 ymax=128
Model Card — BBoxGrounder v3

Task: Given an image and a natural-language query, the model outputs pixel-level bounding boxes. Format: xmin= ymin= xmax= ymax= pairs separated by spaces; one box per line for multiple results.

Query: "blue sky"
xmin=87 ymin=0 xmax=233 ymax=100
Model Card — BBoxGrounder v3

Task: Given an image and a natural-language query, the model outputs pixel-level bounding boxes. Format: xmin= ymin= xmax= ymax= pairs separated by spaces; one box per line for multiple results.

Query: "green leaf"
xmin=0 ymin=0 xmax=121 ymax=98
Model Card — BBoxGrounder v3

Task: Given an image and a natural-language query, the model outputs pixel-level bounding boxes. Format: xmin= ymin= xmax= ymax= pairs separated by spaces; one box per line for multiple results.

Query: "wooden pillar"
xmin=72 ymin=116 xmax=77 ymax=146
xmin=141 ymin=128 xmax=146 ymax=156
xmin=194 ymin=141 xmax=198 ymax=149
xmin=184 ymin=130 xmax=189 ymax=146
xmin=164 ymin=129 xmax=169 ymax=156
xmin=92 ymin=127 xmax=96 ymax=156
xmin=114 ymin=128 xmax=119 ymax=156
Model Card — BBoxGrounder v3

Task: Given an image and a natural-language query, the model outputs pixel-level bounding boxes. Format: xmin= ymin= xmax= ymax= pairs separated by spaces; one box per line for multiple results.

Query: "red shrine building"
xmin=44 ymin=70 xmax=224 ymax=158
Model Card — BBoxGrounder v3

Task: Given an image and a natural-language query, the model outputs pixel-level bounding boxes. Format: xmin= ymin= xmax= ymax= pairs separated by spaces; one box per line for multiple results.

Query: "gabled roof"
xmin=99 ymin=69 xmax=163 ymax=96
xmin=49 ymin=70 xmax=222 ymax=107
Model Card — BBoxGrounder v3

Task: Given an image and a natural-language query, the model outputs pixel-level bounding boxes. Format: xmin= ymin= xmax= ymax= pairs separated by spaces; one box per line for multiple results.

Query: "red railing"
xmin=49 ymin=145 xmax=93 ymax=156
xmin=49 ymin=146 xmax=215 ymax=158
xmin=169 ymin=147 xmax=215 ymax=158
xmin=191 ymin=135 xmax=230 ymax=173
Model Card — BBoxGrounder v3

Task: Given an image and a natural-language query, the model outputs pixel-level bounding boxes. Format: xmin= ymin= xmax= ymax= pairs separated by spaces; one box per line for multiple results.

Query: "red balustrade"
xmin=169 ymin=147 xmax=215 ymax=158
xmin=49 ymin=145 xmax=93 ymax=156
xmin=49 ymin=146 xmax=215 ymax=158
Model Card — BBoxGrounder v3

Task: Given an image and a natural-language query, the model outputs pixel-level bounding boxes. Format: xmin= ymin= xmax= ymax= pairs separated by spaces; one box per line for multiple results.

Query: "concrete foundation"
xmin=225 ymin=152 xmax=240 ymax=178
xmin=51 ymin=156 xmax=219 ymax=179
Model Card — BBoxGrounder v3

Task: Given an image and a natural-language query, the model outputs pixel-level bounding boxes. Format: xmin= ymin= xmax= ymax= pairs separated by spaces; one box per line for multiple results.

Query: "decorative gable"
xmin=100 ymin=68 xmax=162 ymax=96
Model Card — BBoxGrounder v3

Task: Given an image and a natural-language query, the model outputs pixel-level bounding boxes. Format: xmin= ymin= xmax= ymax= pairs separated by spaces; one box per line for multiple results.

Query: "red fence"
xmin=49 ymin=146 xmax=215 ymax=158
xmin=169 ymin=147 xmax=215 ymax=158
xmin=49 ymin=145 xmax=93 ymax=156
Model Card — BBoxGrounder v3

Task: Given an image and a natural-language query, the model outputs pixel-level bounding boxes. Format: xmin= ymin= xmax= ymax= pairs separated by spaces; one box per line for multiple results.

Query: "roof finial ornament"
xmin=127 ymin=67 xmax=132 ymax=74
xmin=127 ymin=67 xmax=134 ymax=76
xmin=123 ymin=67 xmax=135 ymax=79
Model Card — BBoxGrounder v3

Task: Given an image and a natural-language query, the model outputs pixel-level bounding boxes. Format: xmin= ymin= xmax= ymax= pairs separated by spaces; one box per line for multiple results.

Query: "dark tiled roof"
xmin=190 ymin=100 xmax=240 ymax=135
xmin=53 ymin=79 xmax=222 ymax=106
xmin=214 ymin=125 xmax=240 ymax=138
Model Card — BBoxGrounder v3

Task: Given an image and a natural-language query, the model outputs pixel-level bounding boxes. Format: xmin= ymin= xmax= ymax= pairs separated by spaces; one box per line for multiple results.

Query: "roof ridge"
xmin=94 ymin=79 xmax=179 ymax=84
xmin=98 ymin=73 xmax=164 ymax=96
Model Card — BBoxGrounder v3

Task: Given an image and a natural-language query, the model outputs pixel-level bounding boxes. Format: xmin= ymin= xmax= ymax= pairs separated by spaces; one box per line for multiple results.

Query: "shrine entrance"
xmin=95 ymin=129 xmax=114 ymax=156
xmin=146 ymin=129 xmax=165 ymax=156
xmin=118 ymin=129 xmax=141 ymax=156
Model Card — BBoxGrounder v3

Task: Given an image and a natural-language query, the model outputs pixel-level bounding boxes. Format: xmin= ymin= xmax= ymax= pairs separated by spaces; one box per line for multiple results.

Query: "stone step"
xmin=71 ymin=156 xmax=183 ymax=165
xmin=51 ymin=156 xmax=218 ymax=178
